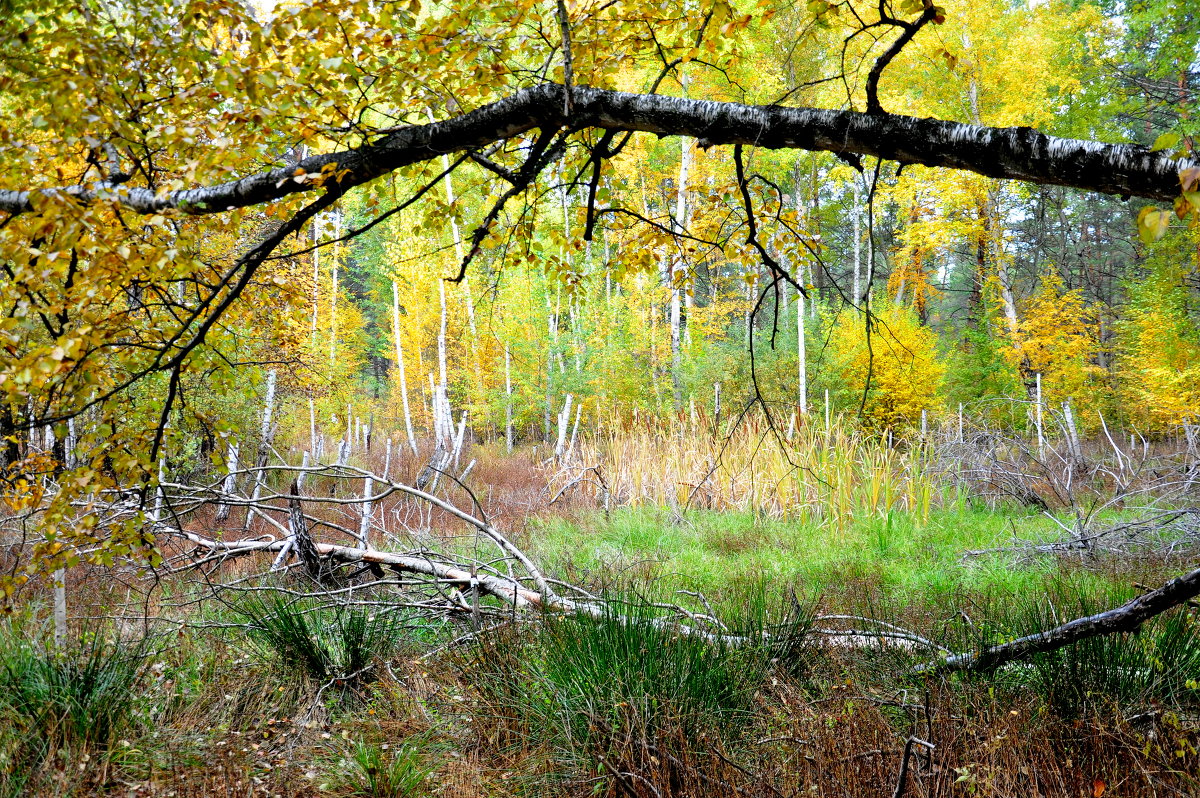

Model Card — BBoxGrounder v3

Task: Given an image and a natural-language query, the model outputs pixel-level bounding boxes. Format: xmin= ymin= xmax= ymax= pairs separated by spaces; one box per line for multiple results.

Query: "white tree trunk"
xmin=310 ymin=213 xmax=321 ymax=347
xmin=391 ymin=281 xmax=418 ymax=456
xmin=853 ymin=180 xmax=862 ymax=304
xmin=669 ymin=90 xmax=692 ymax=412
xmin=214 ymin=440 xmax=239 ymax=523
xmin=251 ymin=369 xmax=277 ymax=509
xmin=439 ymin=143 xmax=483 ymax=394
xmin=358 ymin=473 xmax=373 ymax=549
xmin=329 ymin=210 xmax=340 ymax=365
xmin=555 ymin=393 xmax=573 ymax=460
xmin=437 ymin=278 xmax=448 ymax=392
xmin=505 ymin=344 xmax=514 ymax=452
xmin=308 ymin=395 xmax=317 ymax=458
xmin=53 ymin=569 xmax=66 ymax=649
xmin=797 ymin=285 xmax=808 ymax=415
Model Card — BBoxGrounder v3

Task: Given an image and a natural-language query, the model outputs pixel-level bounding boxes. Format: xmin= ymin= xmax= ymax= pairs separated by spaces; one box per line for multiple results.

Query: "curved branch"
xmin=865 ymin=3 xmax=938 ymax=115
xmin=2 ymin=84 xmax=1194 ymax=216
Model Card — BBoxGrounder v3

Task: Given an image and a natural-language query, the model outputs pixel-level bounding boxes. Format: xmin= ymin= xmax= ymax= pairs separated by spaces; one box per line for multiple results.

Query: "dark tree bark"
xmin=922 ymin=564 xmax=1200 ymax=674
xmin=1 ymin=84 xmax=1195 ymax=217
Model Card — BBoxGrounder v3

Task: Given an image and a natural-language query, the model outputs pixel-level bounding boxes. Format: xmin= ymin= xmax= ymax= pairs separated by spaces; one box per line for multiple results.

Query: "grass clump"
xmin=322 ymin=739 xmax=429 ymax=797
xmin=537 ymin=605 xmax=764 ymax=731
xmin=461 ymin=589 xmax=813 ymax=796
xmin=0 ymin=622 xmax=147 ymax=796
xmin=231 ymin=593 xmax=411 ymax=688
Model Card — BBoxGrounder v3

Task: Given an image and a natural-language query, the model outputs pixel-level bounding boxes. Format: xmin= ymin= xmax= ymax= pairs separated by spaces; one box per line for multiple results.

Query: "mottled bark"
xmin=2 ymin=84 xmax=1194 ymax=216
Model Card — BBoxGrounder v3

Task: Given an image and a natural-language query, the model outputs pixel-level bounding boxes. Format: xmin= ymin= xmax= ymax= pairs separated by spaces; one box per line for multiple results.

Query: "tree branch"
xmin=2 ymin=84 xmax=1194 ymax=216
xmin=920 ymin=564 xmax=1200 ymax=674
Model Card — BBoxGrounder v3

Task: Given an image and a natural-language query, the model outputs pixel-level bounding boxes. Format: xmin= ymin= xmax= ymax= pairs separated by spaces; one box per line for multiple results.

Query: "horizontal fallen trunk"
xmin=173 ymin=526 xmax=546 ymax=608
xmin=1 ymin=84 xmax=1194 ymax=216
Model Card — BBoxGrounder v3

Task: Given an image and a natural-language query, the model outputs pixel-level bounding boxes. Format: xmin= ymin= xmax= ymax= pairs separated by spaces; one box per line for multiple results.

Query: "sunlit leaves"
xmin=1005 ymin=271 xmax=1104 ymax=409
xmin=828 ymin=301 xmax=944 ymax=428
xmin=1118 ymin=261 xmax=1200 ymax=432
xmin=1137 ymin=205 xmax=1172 ymax=243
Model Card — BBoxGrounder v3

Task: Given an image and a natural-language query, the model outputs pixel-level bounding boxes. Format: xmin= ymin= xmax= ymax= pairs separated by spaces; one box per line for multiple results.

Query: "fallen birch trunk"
xmin=157 ymin=463 xmax=1200 ymax=671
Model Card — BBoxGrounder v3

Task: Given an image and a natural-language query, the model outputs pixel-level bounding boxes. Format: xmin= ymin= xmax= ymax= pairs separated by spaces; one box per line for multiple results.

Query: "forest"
xmin=1 ymin=0 xmax=1199 ymax=794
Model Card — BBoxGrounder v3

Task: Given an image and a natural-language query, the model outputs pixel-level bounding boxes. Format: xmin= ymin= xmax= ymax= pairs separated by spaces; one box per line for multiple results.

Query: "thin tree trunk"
xmin=505 ymin=344 xmax=514 ymax=452
xmin=437 ymin=279 xmax=448 ymax=392
xmin=310 ymin=212 xmax=320 ymax=348
xmin=391 ymin=280 xmax=418 ymax=455
xmin=853 ymin=179 xmax=862 ymax=304
xmin=214 ymin=441 xmax=239 ymax=523
xmin=52 ymin=569 xmax=66 ymax=649
xmin=670 ymin=85 xmax=693 ymax=412
xmin=358 ymin=473 xmax=373 ymax=549
xmin=798 ymin=285 xmax=808 ymax=414
xmin=329 ymin=210 xmax=340 ymax=365
xmin=438 ymin=141 xmax=483 ymax=398
xmin=250 ymin=370 xmax=277 ymax=527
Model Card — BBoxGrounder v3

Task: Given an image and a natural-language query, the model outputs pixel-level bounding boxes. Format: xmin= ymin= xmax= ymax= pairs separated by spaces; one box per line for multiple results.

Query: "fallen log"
xmin=162 ymin=464 xmax=1200 ymax=673
xmin=918 ymin=564 xmax=1200 ymax=674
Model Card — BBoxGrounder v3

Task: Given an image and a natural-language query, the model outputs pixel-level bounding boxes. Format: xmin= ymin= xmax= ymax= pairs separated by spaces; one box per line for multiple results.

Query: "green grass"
xmin=0 ymin=622 xmax=149 ymax=796
xmin=529 ymin=505 xmax=1086 ymax=599
xmin=460 ymin=590 xmax=803 ymax=786
xmin=230 ymin=593 xmax=414 ymax=688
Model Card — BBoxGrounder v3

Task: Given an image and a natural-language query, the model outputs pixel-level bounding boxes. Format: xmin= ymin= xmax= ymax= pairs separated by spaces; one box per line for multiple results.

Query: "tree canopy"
xmin=1 ymin=0 xmax=1198 ymax=583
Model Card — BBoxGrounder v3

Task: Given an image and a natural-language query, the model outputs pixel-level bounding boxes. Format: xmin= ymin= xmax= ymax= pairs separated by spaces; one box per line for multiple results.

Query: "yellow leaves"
xmin=829 ymin=301 xmax=943 ymax=429
xmin=1182 ymin=167 xmax=1200 ymax=193
xmin=1137 ymin=206 xmax=1172 ymax=244
xmin=1007 ymin=270 xmax=1102 ymax=409
xmin=1152 ymin=131 xmax=1181 ymax=152
xmin=1118 ymin=263 xmax=1200 ymax=431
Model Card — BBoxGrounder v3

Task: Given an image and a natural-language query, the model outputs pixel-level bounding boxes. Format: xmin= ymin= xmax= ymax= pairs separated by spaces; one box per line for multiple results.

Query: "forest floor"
xmin=3 ymin=433 xmax=1200 ymax=797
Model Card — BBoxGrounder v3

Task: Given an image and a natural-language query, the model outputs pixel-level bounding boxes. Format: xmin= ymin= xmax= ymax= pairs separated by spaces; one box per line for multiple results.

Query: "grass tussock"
xmin=0 ymin=621 xmax=147 ymax=797
xmin=321 ymin=739 xmax=430 ymax=797
xmin=230 ymin=592 xmax=415 ymax=689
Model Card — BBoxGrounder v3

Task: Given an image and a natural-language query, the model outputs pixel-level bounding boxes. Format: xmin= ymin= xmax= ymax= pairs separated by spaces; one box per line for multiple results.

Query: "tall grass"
xmin=0 ymin=623 xmax=147 ymax=796
xmin=569 ymin=415 xmax=944 ymax=527
xmin=465 ymin=588 xmax=812 ymax=748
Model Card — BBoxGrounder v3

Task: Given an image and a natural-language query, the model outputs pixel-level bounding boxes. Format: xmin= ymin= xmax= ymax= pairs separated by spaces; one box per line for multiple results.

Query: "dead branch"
xmin=920 ymin=563 xmax=1200 ymax=674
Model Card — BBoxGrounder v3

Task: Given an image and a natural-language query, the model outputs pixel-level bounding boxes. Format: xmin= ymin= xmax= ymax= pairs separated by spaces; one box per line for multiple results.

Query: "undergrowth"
xmin=0 ymin=620 xmax=148 ymax=797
